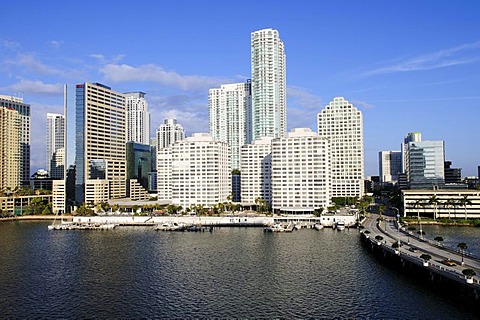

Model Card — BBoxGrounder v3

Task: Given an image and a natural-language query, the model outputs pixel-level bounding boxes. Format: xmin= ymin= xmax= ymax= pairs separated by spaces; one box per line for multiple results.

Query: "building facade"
xmin=402 ymin=189 xmax=480 ymax=219
xmin=46 ymin=113 xmax=65 ymax=179
xmin=271 ymin=128 xmax=330 ymax=213
xmin=126 ymin=142 xmax=151 ymax=198
xmin=0 ymin=95 xmax=30 ymax=186
xmin=404 ymin=139 xmax=445 ymax=189
xmin=125 ymin=92 xmax=150 ymax=145
xmin=209 ymin=81 xmax=252 ymax=170
xmin=156 ymin=119 xmax=185 ymax=150
xmin=240 ymin=137 xmax=273 ymax=205
xmin=251 ymin=28 xmax=286 ymax=141
xmin=379 ymin=151 xmax=402 ymax=183
xmin=157 ymin=133 xmax=231 ymax=208
xmin=317 ymin=97 xmax=364 ymax=197
xmin=0 ymin=107 xmax=21 ymax=191
xmin=75 ymin=83 xmax=127 ymax=205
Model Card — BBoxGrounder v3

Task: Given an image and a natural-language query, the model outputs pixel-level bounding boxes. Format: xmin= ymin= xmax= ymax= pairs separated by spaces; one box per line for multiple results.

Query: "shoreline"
xmin=0 ymin=215 xmax=73 ymax=222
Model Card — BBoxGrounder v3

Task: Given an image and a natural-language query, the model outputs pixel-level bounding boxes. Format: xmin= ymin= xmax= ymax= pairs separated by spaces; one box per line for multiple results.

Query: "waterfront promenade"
xmin=362 ymin=213 xmax=480 ymax=289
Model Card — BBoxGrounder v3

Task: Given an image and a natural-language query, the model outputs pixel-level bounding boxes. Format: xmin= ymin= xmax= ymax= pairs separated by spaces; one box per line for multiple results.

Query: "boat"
xmin=294 ymin=224 xmax=302 ymax=230
xmin=186 ymin=225 xmax=208 ymax=232
xmin=156 ymin=222 xmax=186 ymax=231
xmin=314 ymin=223 xmax=324 ymax=230
xmin=263 ymin=223 xmax=285 ymax=232
xmin=335 ymin=221 xmax=346 ymax=231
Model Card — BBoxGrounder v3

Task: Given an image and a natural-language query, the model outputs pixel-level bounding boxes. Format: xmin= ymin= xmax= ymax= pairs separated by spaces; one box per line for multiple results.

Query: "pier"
xmin=361 ymin=213 xmax=480 ymax=300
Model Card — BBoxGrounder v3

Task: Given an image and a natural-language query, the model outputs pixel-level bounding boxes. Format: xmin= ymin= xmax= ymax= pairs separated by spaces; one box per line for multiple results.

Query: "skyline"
xmin=1 ymin=1 xmax=479 ymax=176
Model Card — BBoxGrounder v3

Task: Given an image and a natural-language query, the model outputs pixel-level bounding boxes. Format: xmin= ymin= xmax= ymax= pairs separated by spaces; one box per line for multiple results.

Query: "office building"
xmin=240 ymin=137 xmax=273 ymax=205
xmin=46 ymin=113 xmax=65 ymax=179
xmin=126 ymin=142 xmax=151 ymax=200
xmin=317 ymin=97 xmax=364 ymax=197
xmin=75 ymin=82 xmax=127 ymax=205
xmin=0 ymin=106 xmax=21 ymax=191
xmin=157 ymin=133 xmax=230 ymax=208
xmin=125 ymin=92 xmax=150 ymax=145
xmin=444 ymin=161 xmax=462 ymax=184
xmin=251 ymin=28 xmax=286 ymax=140
xmin=0 ymin=95 xmax=30 ymax=185
xmin=209 ymin=81 xmax=252 ymax=169
xmin=404 ymin=138 xmax=445 ymax=189
xmin=271 ymin=128 xmax=330 ymax=213
xmin=156 ymin=119 xmax=185 ymax=150
xmin=379 ymin=151 xmax=402 ymax=183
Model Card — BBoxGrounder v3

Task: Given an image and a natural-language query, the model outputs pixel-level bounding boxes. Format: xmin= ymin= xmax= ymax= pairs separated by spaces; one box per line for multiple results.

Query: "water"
xmin=0 ymin=221 xmax=478 ymax=319
xmin=419 ymin=224 xmax=480 ymax=256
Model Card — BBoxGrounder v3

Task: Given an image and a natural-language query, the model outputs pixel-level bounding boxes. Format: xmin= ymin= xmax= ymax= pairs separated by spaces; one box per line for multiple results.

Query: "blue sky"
xmin=1 ymin=0 xmax=479 ymax=176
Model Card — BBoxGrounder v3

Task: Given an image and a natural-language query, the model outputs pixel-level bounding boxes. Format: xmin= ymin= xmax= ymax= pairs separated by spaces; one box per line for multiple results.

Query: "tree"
xmin=428 ymin=195 xmax=439 ymax=220
xmin=76 ymin=202 xmax=94 ymax=216
xmin=457 ymin=242 xmax=468 ymax=265
xmin=412 ymin=200 xmax=425 ymax=237
xmin=375 ymin=235 xmax=383 ymax=244
xmin=462 ymin=268 xmax=476 ymax=279
xmin=420 ymin=254 xmax=432 ymax=264
xmin=443 ymin=198 xmax=456 ymax=220
xmin=434 ymin=236 xmax=444 ymax=246
xmin=392 ymin=242 xmax=399 ymax=249
xmin=459 ymin=195 xmax=472 ymax=220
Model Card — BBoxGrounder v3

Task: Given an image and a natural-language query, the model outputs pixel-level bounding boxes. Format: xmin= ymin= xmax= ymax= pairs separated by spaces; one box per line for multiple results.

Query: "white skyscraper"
xmin=379 ymin=151 xmax=402 ymax=183
xmin=209 ymin=81 xmax=252 ymax=169
xmin=317 ymin=97 xmax=364 ymax=197
xmin=251 ymin=28 xmax=286 ymax=140
xmin=240 ymin=137 xmax=273 ymax=205
xmin=157 ymin=133 xmax=231 ymax=208
xmin=46 ymin=113 xmax=65 ymax=179
xmin=156 ymin=119 xmax=185 ymax=150
xmin=271 ymin=128 xmax=330 ymax=213
xmin=125 ymin=92 xmax=150 ymax=145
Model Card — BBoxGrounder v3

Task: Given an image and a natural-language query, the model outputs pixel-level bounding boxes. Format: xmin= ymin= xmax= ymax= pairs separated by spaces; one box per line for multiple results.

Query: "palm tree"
xmin=428 ymin=195 xmax=439 ymax=220
xmin=459 ymin=195 xmax=472 ymax=220
xmin=462 ymin=269 xmax=476 ymax=282
xmin=457 ymin=242 xmax=468 ymax=265
xmin=412 ymin=200 xmax=424 ymax=238
xmin=444 ymin=198 xmax=455 ymax=220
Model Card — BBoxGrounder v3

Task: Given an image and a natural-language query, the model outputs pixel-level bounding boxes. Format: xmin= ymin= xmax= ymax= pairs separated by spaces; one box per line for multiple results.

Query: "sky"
xmin=1 ymin=0 xmax=480 ymax=177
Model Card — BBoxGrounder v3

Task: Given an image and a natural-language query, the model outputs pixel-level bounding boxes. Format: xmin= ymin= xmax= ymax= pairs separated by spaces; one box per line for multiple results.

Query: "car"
xmin=442 ymin=259 xmax=457 ymax=266
xmin=408 ymin=247 xmax=418 ymax=253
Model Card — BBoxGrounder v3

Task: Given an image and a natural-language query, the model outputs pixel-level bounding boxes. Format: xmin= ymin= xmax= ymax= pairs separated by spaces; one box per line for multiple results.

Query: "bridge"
xmin=361 ymin=213 xmax=480 ymax=294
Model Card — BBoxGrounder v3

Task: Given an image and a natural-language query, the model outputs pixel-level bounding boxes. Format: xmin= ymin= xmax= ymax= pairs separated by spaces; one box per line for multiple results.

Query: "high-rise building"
xmin=209 ymin=81 xmax=252 ymax=170
xmin=75 ymin=83 xmax=127 ymax=205
xmin=125 ymin=92 xmax=150 ymax=145
xmin=240 ymin=137 xmax=273 ymax=205
xmin=444 ymin=161 xmax=462 ymax=184
xmin=317 ymin=97 xmax=364 ymax=197
xmin=0 ymin=95 xmax=30 ymax=185
xmin=404 ymin=139 xmax=445 ymax=188
xmin=126 ymin=142 xmax=151 ymax=200
xmin=157 ymin=133 xmax=230 ymax=208
xmin=46 ymin=113 xmax=65 ymax=179
xmin=271 ymin=128 xmax=330 ymax=213
xmin=0 ymin=107 xmax=21 ymax=191
xmin=379 ymin=151 xmax=402 ymax=183
xmin=251 ymin=28 xmax=286 ymax=140
xmin=156 ymin=119 xmax=185 ymax=150
xmin=402 ymin=132 xmax=422 ymax=173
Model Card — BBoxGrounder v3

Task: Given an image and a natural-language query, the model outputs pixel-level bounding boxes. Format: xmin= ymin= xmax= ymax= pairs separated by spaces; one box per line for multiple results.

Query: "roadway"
xmin=362 ymin=213 xmax=480 ymax=285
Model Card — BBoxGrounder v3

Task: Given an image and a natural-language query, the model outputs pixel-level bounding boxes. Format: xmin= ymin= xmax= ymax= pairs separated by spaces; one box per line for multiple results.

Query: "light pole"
xmin=391 ymin=207 xmax=401 ymax=246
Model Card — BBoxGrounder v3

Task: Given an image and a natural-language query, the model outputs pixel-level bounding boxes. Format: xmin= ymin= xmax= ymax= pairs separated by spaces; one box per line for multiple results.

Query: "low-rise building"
xmin=402 ymin=189 xmax=480 ymax=219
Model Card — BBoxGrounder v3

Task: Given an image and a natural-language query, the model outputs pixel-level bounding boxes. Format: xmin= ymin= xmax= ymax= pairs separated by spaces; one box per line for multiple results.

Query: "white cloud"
xmin=359 ymin=41 xmax=480 ymax=77
xmin=2 ymin=40 xmax=20 ymax=50
xmin=6 ymin=53 xmax=64 ymax=76
xmin=100 ymin=63 xmax=229 ymax=91
xmin=287 ymin=85 xmax=323 ymax=110
xmin=3 ymin=79 xmax=63 ymax=95
xmin=47 ymin=40 xmax=63 ymax=49
xmin=89 ymin=53 xmax=125 ymax=64
xmin=351 ymin=99 xmax=375 ymax=110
